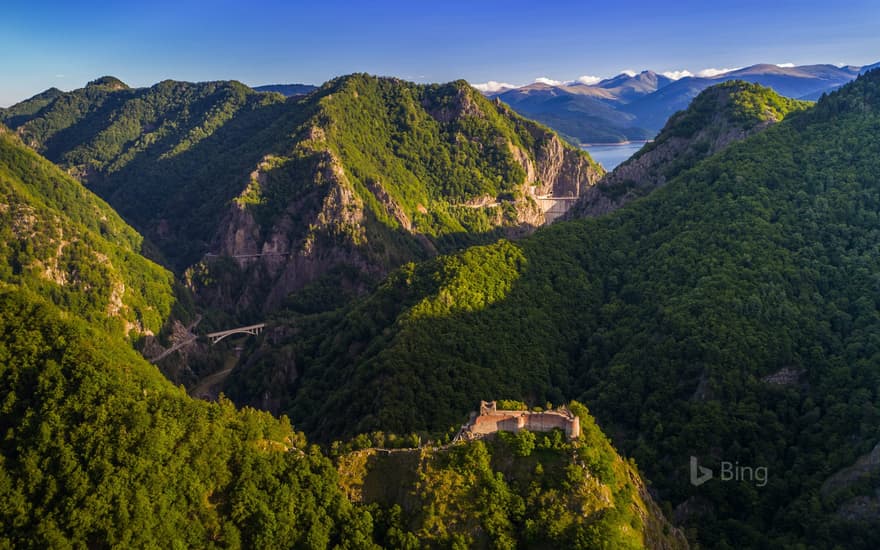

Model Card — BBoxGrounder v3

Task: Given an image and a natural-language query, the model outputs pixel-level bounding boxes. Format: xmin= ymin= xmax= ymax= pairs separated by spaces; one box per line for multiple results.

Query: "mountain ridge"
xmin=566 ymin=81 xmax=812 ymax=219
xmin=483 ymin=61 xmax=876 ymax=147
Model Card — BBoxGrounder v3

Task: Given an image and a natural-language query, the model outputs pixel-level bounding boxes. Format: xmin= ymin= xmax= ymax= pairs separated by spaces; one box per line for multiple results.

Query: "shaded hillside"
xmin=568 ymin=81 xmax=812 ymax=219
xmin=0 ymin=124 xmax=174 ymax=335
xmin=0 ymin=87 xmax=64 ymax=128
xmin=1 ymin=76 xmax=290 ymax=268
xmin=230 ymin=70 xmax=880 ymax=547
xmin=4 ymin=75 xmax=602 ymax=315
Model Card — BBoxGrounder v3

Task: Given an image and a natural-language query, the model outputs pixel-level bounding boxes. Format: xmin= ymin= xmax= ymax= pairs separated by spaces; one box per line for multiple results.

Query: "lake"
xmin=582 ymin=142 xmax=647 ymax=170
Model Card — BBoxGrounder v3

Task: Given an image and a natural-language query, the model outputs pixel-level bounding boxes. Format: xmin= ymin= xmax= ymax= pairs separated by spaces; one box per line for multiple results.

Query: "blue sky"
xmin=2 ymin=0 xmax=879 ymax=106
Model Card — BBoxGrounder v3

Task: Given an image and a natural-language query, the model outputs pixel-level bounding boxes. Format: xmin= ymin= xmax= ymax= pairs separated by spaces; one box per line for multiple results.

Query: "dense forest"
xmin=0 ymin=99 xmax=674 ymax=547
xmin=227 ymin=71 xmax=880 ymax=547
xmin=0 ymin=287 xmax=679 ymax=548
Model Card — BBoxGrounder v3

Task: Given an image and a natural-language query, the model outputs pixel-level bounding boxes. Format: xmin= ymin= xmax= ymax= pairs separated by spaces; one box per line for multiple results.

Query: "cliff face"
xmin=567 ymin=81 xmax=810 ymax=219
xmin=535 ymin=133 xmax=600 ymax=197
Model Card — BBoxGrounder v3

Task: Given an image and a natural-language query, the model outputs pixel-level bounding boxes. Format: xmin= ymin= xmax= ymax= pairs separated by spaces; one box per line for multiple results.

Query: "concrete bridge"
xmin=536 ymin=196 xmax=579 ymax=223
xmin=206 ymin=323 xmax=266 ymax=344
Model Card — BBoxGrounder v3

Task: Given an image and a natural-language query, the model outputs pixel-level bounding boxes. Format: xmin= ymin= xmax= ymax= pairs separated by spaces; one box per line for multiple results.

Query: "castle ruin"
xmin=458 ymin=401 xmax=581 ymax=440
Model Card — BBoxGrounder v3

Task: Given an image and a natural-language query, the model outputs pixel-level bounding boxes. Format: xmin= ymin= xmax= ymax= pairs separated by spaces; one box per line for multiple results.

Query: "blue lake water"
xmin=582 ymin=142 xmax=647 ymax=170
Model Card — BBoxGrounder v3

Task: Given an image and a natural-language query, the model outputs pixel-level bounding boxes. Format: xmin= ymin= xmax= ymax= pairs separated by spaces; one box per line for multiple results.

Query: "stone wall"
xmin=460 ymin=401 xmax=581 ymax=440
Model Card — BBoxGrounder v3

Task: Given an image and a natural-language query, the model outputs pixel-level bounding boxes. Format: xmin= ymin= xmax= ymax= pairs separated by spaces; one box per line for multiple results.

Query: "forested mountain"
xmin=0 ymin=113 xmax=677 ymax=548
xmin=0 ymin=124 xmax=174 ymax=335
xmin=3 ymin=74 xmax=602 ymax=315
xmin=0 ymin=293 xmax=681 ymax=549
xmin=568 ymin=81 xmax=811 ymax=219
xmin=229 ymin=71 xmax=880 ymax=547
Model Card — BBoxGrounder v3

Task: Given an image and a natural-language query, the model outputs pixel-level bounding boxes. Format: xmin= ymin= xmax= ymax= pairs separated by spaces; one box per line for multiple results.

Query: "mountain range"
xmin=0 ymin=74 xmax=601 ymax=323
xmin=4 ymin=63 xmax=880 ymax=548
xmin=0 ymin=80 xmax=678 ymax=548
xmin=479 ymin=62 xmax=875 ymax=145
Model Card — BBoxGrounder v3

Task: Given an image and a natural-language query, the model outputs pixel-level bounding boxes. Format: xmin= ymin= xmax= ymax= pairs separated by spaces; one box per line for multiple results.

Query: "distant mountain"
xmin=487 ymin=62 xmax=877 ymax=144
xmin=490 ymin=70 xmax=673 ymax=144
xmin=861 ymin=61 xmax=880 ymax=74
xmin=2 ymin=74 xmax=602 ymax=316
xmin=252 ymin=83 xmax=317 ymax=96
xmin=593 ymin=70 xmax=675 ymax=102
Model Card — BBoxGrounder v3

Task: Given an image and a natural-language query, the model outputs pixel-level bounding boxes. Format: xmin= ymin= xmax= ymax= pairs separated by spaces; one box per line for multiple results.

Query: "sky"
xmin=2 ymin=0 xmax=880 ymax=106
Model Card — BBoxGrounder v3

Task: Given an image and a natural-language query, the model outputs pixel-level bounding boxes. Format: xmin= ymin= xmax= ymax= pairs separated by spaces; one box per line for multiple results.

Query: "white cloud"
xmin=621 ymin=69 xmax=637 ymax=77
xmin=776 ymin=62 xmax=795 ymax=68
xmin=575 ymin=75 xmax=601 ymax=85
xmin=662 ymin=70 xmax=693 ymax=80
xmin=696 ymin=67 xmax=740 ymax=78
xmin=534 ymin=77 xmax=564 ymax=86
xmin=470 ymin=80 xmax=518 ymax=93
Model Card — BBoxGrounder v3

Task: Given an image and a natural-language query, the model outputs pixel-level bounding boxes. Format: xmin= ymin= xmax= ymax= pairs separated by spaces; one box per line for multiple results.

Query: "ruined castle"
xmin=458 ymin=401 xmax=581 ymax=440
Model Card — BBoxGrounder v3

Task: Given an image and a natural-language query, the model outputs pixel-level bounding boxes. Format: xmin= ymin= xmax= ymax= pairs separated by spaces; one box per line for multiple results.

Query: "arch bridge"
xmin=206 ymin=323 xmax=266 ymax=344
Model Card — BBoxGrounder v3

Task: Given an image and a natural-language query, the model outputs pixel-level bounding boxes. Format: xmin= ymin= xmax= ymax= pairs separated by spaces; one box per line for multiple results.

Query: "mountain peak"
xmin=85 ymin=76 xmax=129 ymax=90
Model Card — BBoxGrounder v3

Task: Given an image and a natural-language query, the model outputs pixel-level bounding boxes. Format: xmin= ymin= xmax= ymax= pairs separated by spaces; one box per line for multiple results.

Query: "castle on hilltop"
xmin=457 ymin=401 xmax=581 ymax=440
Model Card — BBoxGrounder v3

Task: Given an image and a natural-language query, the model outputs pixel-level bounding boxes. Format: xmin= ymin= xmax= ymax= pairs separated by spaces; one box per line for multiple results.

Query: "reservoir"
xmin=582 ymin=141 xmax=647 ymax=170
